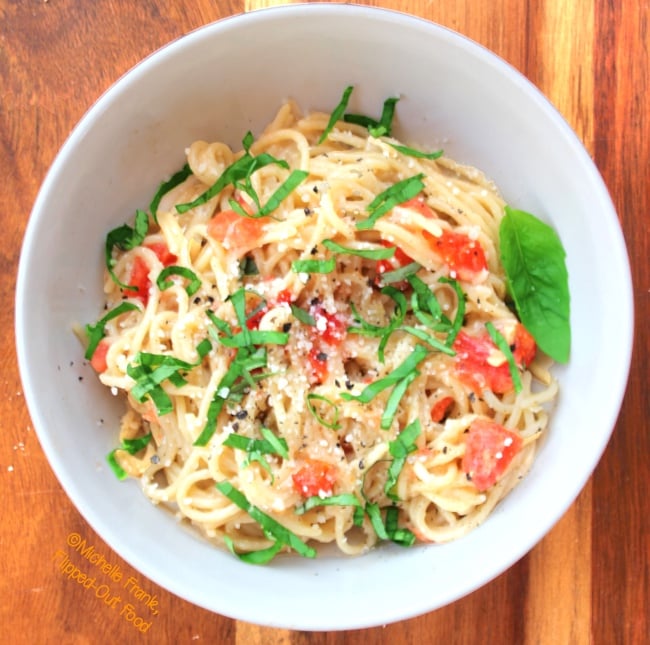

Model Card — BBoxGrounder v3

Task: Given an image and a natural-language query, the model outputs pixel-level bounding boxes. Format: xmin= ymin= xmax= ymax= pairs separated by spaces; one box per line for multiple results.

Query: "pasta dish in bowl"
xmin=16 ymin=4 xmax=632 ymax=630
xmin=86 ymin=87 xmax=568 ymax=562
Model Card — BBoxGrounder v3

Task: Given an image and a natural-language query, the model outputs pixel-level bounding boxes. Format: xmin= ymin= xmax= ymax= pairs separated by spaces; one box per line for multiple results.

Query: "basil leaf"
xmin=319 ymin=85 xmax=354 ymax=144
xmin=344 ymin=96 xmax=400 ymax=137
xmin=380 ymin=261 xmax=422 ymax=284
xmin=385 ymin=419 xmax=421 ymax=500
xmin=223 ymin=430 xmax=289 ymax=459
xmin=341 ymin=344 xmax=428 ymax=404
xmin=400 ymin=326 xmax=456 ymax=356
xmin=106 ymin=433 xmax=152 ymax=481
xmin=106 ymin=451 xmax=128 ymax=481
xmin=306 ymin=393 xmax=341 ymax=430
xmin=218 ymin=329 xmax=289 ymax=348
xmin=356 ymin=174 xmax=426 ymax=230
xmin=216 ymin=481 xmax=316 ymax=558
xmin=438 ymin=277 xmax=465 ymax=346
xmin=295 ymin=493 xmax=363 ymax=515
xmin=256 ymin=169 xmax=309 ymax=216
xmin=291 ymin=258 xmax=336 ymax=274
xmin=384 ymin=506 xmax=416 ymax=546
xmin=223 ymin=535 xmax=283 ymax=565
xmin=150 ymin=163 xmax=192 ymax=222
xmin=499 ymin=206 xmax=570 ymax=363
xmin=322 ymin=238 xmax=396 ymax=260
xmin=156 ymin=265 xmax=202 ymax=296
xmin=175 ymin=134 xmax=289 ymax=214
xmin=84 ymin=302 xmax=140 ymax=360
xmin=105 ymin=209 xmax=149 ymax=289
xmin=380 ymin=370 xmax=418 ymax=430
xmin=290 ymin=303 xmax=316 ymax=326
xmin=486 ymin=321 xmax=523 ymax=394
xmin=127 ymin=341 xmax=210 ymax=416
xmin=365 ymin=502 xmax=389 ymax=540
xmin=388 ymin=143 xmax=443 ymax=160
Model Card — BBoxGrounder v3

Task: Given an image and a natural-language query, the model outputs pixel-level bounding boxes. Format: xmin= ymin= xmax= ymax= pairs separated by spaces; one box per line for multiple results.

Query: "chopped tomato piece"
xmin=305 ymin=304 xmax=347 ymax=384
xmin=309 ymin=304 xmax=347 ymax=346
xmin=123 ymin=256 xmax=151 ymax=305
xmin=90 ymin=338 xmax=110 ymax=373
xmin=512 ymin=323 xmax=537 ymax=368
xmin=398 ymin=195 xmax=435 ymax=219
xmin=430 ymin=396 xmax=454 ymax=423
xmin=207 ymin=210 xmax=269 ymax=258
xmin=144 ymin=242 xmax=177 ymax=266
xmin=423 ymin=229 xmax=487 ymax=282
xmin=452 ymin=323 xmax=537 ymax=394
xmin=461 ymin=418 xmax=523 ymax=491
xmin=292 ymin=459 xmax=337 ymax=497
xmin=245 ymin=289 xmax=295 ymax=330
xmin=307 ymin=347 xmax=329 ymax=384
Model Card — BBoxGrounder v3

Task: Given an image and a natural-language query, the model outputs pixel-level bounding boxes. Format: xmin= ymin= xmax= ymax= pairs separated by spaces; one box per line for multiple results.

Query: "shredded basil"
xmin=216 ymin=481 xmax=316 ymax=559
xmin=150 ymin=163 xmax=193 ymax=222
xmin=106 ymin=433 xmax=152 ymax=481
xmin=295 ymin=493 xmax=363 ymax=515
xmin=499 ymin=206 xmax=570 ymax=363
xmin=356 ymin=174 xmax=426 ymax=230
xmin=322 ymin=238 xmax=396 ymax=260
xmin=156 ymin=265 xmax=201 ymax=296
xmin=388 ymin=143 xmax=443 ymax=160
xmin=399 ymin=326 xmax=456 ymax=356
xmin=486 ymin=321 xmax=523 ymax=394
xmin=384 ymin=506 xmax=416 ymax=546
xmin=224 ymin=428 xmax=289 ymax=480
xmin=344 ymin=96 xmax=400 ymax=138
xmin=341 ymin=344 xmax=428 ymax=404
xmin=306 ymin=393 xmax=341 ymax=430
xmin=385 ymin=419 xmax=421 ymax=500
xmin=105 ymin=209 xmax=149 ymax=289
xmin=439 ymin=277 xmax=465 ymax=346
xmin=291 ymin=258 xmax=336 ymax=274
xmin=84 ymin=302 xmax=140 ymax=360
xmin=127 ymin=339 xmax=211 ymax=416
xmin=290 ymin=303 xmax=316 ymax=326
xmin=318 ymin=85 xmax=354 ymax=144
xmin=380 ymin=261 xmax=422 ymax=284
xmin=223 ymin=535 xmax=283 ymax=565
xmin=175 ymin=133 xmax=290 ymax=214
xmin=380 ymin=370 xmax=418 ymax=430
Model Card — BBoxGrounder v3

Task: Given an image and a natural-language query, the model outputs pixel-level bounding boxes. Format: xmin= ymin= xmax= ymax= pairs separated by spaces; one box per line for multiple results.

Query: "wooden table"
xmin=2 ymin=1 xmax=647 ymax=643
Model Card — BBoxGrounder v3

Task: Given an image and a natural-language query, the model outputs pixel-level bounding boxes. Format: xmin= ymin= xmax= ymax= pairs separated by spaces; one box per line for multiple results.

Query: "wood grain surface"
xmin=1 ymin=1 xmax=647 ymax=643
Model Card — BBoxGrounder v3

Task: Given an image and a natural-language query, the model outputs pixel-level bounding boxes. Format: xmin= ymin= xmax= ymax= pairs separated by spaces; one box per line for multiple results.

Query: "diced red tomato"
xmin=309 ymin=304 xmax=347 ymax=346
xmin=245 ymin=289 xmax=295 ymax=330
xmin=512 ymin=323 xmax=537 ymax=368
xmin=398 ymin=196 xmax=436 ymax=219
xmin=430 ymin=396 xmax=454 ymax=423
xmin=452 ymin=324 xmax=536 ymax=394
xmin=461 ymin=418 xmax=523 ymax=491
xmin=123 ymin=256 xmax=151 ymax=305
xmin=207 ymin=210 xmax=269 ymax=258
xmin=292 ymin=458 xmax=338 ymax=497
xmin=307 ymin=347 xmax=329 ymax=383
xmin=423 ymin=229 xmax=488 ymax=282
xmin=144 ymin=242 xmax=177 ymax=266
xmin=306 ymin=304 xmax=347 ymax=384
xmin=90 ymin=338 xmax=110 ymax=373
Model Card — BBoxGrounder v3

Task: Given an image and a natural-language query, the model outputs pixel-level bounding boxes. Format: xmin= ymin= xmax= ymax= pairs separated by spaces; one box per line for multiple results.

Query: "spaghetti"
xmin=86 ymin=91 xmax=559 ymax=561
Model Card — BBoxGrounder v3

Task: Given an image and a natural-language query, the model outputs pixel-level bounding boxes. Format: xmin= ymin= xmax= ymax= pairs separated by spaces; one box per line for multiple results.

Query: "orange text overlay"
xmin=52 ymin=532 xmax=162 ymax=633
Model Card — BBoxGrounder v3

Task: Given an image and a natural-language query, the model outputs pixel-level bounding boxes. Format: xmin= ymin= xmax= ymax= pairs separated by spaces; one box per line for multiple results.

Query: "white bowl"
xmin=15 ymin=4 xmax=633 ymax=631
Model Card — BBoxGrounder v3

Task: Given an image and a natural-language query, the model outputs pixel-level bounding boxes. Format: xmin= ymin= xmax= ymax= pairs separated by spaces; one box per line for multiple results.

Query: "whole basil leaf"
xmin=499 ymin=206 xmax=570 ymax=363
